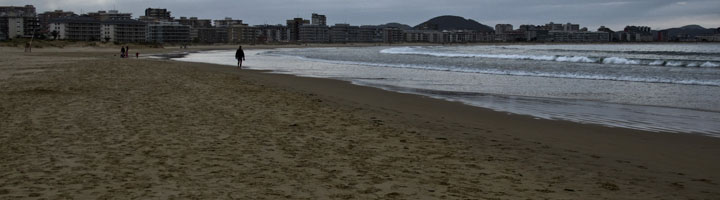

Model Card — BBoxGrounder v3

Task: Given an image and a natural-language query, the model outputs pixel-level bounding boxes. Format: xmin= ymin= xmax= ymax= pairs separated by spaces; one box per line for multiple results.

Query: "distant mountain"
xmin=662 ymin=25 xmax=717 ymax=37
xmin=680 ymin=25 xmax=707 ymax=30
xmin=377 ymin=22 xmax=412 ymax=30
xmin=414 ymin=15 xmax=493 ymax=32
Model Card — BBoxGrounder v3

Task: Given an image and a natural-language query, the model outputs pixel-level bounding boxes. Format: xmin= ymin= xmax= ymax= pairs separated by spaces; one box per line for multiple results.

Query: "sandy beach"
xmin=1 ymin=46 xmax=719 ymax=199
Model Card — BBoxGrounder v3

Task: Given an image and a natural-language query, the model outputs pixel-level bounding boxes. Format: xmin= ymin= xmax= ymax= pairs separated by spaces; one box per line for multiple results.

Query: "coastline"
xmin=177 ymin=47 xmax=720 ymax=136
xmin=1 ymin=46 xmax=719 ymax=199
xmin=193 ymin=53 xmax=720 ymax=177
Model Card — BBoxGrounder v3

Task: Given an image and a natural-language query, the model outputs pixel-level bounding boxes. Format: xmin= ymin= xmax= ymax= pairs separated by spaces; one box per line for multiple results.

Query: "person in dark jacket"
xmin=235 ymin=46 xmax=245 ymax=69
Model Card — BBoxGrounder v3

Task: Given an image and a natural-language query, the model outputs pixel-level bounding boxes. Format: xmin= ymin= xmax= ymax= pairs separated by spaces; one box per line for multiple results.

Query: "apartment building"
xmin=697 ymin=34 xmax=720 ymax=42
xmin=495 ymin=24 xmax=513 ymax=34
xmin=0 ymin=5 xmax=39 ymax=38
xmin=404 ymin=30 xmax=443 ymax=43
xmin=548 ymin=31 xmax=610 ymax=42
xmin=311 ymin=13 xmax=326 ymax=26
xmin=177 ymin=17 xmax=212 ymax=41
xmin=299 ymin=24 xmax=329 ymax=43
xmin=196 ymin=27 xmax=228 ymax=43
xmin=406 ymin=30 xmax=495 ymax=43
xmin=286 ymin=18 xmax=309 ymax=42
xmin=227 ymin=24 xmax=258 ymax=43
xmin=146 ymin=22 xmax=190 ymax=43
xmin=256 ymin=24 xmax=287 ymax=42
xmin=1 ymin=17 xmax=23 ymax=39
xmin=38 ymin=10 xmax=76 ymax=34
xmin=545 ymin=22 xmax=565 ymax=31
xmin=139 ymin=8 xmax=173 ymax=22
xmin=49 ymin=16 xmax=101 ymax=41
xmin=101 ymin=20 xmax=147 ymax=43
xmin=329 ymin=24 xmax=359 ymax=43
xmin=214 ymin=17 xmax=244 ymax=28
xmin=382 ymin=28 xmax=404 ymax=43
xmin=87 ymin=10 xmax=132 ymax=21
xmin=212 ymin=18 xmax=248 ymax=43
xmin=358 ymin=25 xmax=382 ymax=42
xmin=177 ymin=17 xmax=212 ymax=28
xmin=612 ymin=25 xmax=653 ymax=42
xmin=525 ymin=30 xmax=550 ymax=42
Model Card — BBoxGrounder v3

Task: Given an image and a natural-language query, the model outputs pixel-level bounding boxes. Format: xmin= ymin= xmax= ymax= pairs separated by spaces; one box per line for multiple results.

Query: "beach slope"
xmin=1 ymin=47 xmax=719 ymax=199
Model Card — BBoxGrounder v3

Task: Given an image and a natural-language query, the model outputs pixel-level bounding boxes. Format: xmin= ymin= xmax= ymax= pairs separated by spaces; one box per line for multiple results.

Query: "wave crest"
xmin=380 ymin=47 xmax=719 ymax=68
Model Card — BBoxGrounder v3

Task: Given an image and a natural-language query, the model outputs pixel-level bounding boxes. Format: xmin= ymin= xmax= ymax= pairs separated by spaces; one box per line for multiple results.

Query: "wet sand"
xmin=1 ymin=46 xmax=719 ymax=199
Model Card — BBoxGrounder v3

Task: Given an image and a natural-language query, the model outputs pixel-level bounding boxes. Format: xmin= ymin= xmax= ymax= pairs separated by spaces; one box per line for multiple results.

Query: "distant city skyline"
xmin=4 ymin=0 xmax=720 ymax=30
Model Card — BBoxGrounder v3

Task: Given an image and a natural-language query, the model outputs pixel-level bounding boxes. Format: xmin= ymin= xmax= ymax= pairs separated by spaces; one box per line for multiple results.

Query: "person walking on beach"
xmin=236 ymin=45 xmax=245 ymax=69
xmin=125 ymin=46 xmax=130 ymax=58
xmin=121 ymin=46 xmax=126 ymax=58
xmin=24 ymin=42 xmax=31 ymax=53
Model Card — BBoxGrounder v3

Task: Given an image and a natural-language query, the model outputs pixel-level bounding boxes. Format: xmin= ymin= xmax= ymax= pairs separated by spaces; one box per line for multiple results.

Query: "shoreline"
xmin=2 ymin=47 xmax=720 ymax=198
xmin=169 ymin=47 xmax=720 ymax=175
xmin=172 ymin=47 xmax=720 ymax=137
xmin=163 ymin=47 xmax=720 ymax=176
xmin=190 ymin=57 xmax=720 ymax=174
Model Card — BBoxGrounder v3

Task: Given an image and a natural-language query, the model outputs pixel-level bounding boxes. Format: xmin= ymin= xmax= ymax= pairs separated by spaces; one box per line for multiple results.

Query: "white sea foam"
xmin=555 ymin=56 xmax=597 ymax=63
xmin=666 ymin=61 xmax=684 ymax=67
xmin=381 ymin=47 xmax=719 ymax=68
xmin=649 ymin=60 xmax=665 ymax=66
xmin=602 ymin=57 xmax=641 ymax=65
xmin=700 ymin=62 xmax=719 ymax=68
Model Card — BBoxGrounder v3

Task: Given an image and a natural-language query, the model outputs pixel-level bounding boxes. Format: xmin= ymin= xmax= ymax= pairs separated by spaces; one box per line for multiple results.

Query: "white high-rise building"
xmin=495 ymin=24 xmax=513 ymax=34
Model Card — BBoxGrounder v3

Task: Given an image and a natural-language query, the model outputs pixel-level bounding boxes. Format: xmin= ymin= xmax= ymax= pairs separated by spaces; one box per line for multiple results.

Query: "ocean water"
xmin=173 ymin=44 xmax=720 ymax=137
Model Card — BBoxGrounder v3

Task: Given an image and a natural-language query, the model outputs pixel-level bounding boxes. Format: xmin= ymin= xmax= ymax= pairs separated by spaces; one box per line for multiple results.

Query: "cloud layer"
xmin=6 ymin=0 xmax=719 ymax=30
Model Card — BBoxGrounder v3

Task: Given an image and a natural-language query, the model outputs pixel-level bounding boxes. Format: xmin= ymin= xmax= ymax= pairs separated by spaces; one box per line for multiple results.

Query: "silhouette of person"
xmin=121 ymin=46 xmax=126 ymax=58
xmin=235 ymin=45 xmax=245 ymax=69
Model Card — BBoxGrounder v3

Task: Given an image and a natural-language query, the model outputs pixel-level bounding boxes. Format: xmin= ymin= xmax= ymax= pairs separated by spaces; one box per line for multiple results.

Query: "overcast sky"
xmin=5 ymin=0 xmax=719 ymax=30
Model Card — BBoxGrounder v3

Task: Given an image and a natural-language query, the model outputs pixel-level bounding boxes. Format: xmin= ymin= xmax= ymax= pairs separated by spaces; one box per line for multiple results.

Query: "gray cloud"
xmin=5 ymin=0 xmax=719 ymax=30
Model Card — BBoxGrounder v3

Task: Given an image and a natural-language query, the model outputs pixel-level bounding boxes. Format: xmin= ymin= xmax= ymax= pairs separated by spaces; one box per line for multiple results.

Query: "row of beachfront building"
xmin=2 ymin=5 xmax=718 ymax=44
xmin=0 ymin=6 xmax=386 ymax=43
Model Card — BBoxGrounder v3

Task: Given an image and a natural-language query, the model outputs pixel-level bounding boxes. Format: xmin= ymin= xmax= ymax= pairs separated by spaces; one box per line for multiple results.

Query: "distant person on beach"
xmin=121 ymin=46 xmax=126 ymax=58
xmin=24 ymin=42 xmax=31 ymax=53
xmin=125 ymin=46 xmax=130 ymax=58
xmin=236 ymin=45 xmax=245 ymax=69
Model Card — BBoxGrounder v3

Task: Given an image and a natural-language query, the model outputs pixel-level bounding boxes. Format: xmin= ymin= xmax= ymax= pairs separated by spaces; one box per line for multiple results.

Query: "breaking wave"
xmin=380 ymin=47 xmax=720 ymax=68
xmin=701 ymin=61 xmax=720 ymax=68
xmin=287 ymin=55 xmax=720 ymax=87
xmin=602 ymin=57 xmax=641 ymax=65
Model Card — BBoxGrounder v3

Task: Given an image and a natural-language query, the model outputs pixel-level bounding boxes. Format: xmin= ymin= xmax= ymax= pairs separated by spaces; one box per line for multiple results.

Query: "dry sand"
xmin=1 ymin=46 xmax=719 ymax=199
